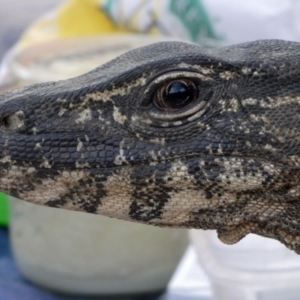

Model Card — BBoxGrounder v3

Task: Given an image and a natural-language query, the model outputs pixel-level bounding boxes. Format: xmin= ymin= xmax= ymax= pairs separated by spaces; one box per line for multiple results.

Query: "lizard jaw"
xmin=217 ymin=222 xmax=259 ymax=245
xmin=217 ymin=222 xmax=300 ymax=255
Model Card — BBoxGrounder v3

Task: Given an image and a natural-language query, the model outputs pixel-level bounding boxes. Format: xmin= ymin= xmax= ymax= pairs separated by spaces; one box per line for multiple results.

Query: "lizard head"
xmin=1 ymin=40 xmax=300 ymax=253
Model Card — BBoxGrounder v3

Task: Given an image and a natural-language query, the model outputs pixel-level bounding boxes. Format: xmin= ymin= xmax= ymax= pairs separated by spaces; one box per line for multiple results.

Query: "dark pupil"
xmin=164 ymin=81 xmax=190 ymax=107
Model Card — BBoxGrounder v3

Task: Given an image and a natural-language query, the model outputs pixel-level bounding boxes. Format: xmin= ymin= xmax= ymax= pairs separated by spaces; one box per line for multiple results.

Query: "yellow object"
xmin=17 ymin=0 xmax=128 ymax=51
xmin=57 ymin=0 xmax=125 ymax=36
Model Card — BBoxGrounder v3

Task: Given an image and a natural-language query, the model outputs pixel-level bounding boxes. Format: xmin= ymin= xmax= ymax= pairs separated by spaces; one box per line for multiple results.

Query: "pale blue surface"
xmin=0 ymin=228 xmax=73 ymax=300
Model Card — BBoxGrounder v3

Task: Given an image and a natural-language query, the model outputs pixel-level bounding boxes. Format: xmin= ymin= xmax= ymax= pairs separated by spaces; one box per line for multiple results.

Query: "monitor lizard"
xmin=0 ymin=39 xmax=300 ymax=253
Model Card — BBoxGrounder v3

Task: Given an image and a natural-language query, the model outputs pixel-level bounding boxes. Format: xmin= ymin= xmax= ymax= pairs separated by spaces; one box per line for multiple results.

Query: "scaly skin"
xmin=0 ymin=40 xmax=300 ymax=253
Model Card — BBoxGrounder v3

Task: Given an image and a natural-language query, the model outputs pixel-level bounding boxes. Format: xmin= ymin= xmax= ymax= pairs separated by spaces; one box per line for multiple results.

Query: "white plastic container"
xmin=2 ymin=35 xmax=188 ymax=296
xmin=190 ymin=230 xmax=300 ymax=300
xmin=11 ymin=199 xmax=187 ymax=295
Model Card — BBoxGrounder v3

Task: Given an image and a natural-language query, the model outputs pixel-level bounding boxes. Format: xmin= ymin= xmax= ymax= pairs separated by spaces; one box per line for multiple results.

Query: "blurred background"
xmin=0 ymin=1 xmax=63 ymax=59
xmin=2 ymin=1 xmax=300 ymax=300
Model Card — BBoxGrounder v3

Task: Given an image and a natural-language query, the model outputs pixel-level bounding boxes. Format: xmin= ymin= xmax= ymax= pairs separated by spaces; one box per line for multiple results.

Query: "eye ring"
xmin=154 ymin=79 xmax=198 ymax=110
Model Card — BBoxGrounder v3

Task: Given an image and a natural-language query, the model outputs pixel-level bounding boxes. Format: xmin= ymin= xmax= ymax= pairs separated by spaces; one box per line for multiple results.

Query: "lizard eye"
xmin=154 ymin=79 xmax=198 ymax=110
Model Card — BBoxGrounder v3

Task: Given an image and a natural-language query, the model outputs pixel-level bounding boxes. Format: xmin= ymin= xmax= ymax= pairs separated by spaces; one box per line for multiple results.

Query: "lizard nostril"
xmin=1 ymin=111 xmax=25 ymax=130
xmin=2 ymin=116 xmax=9 ymax=127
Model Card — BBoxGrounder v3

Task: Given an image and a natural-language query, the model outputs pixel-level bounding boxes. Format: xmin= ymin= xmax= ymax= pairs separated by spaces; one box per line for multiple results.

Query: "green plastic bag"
xmin=0 ymin=193 xmax=9 ymax=226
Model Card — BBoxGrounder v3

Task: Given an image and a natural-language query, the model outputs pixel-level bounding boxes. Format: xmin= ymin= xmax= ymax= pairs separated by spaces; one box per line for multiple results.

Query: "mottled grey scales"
xmin=1 ymin=39 xmax=300 ymax=253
